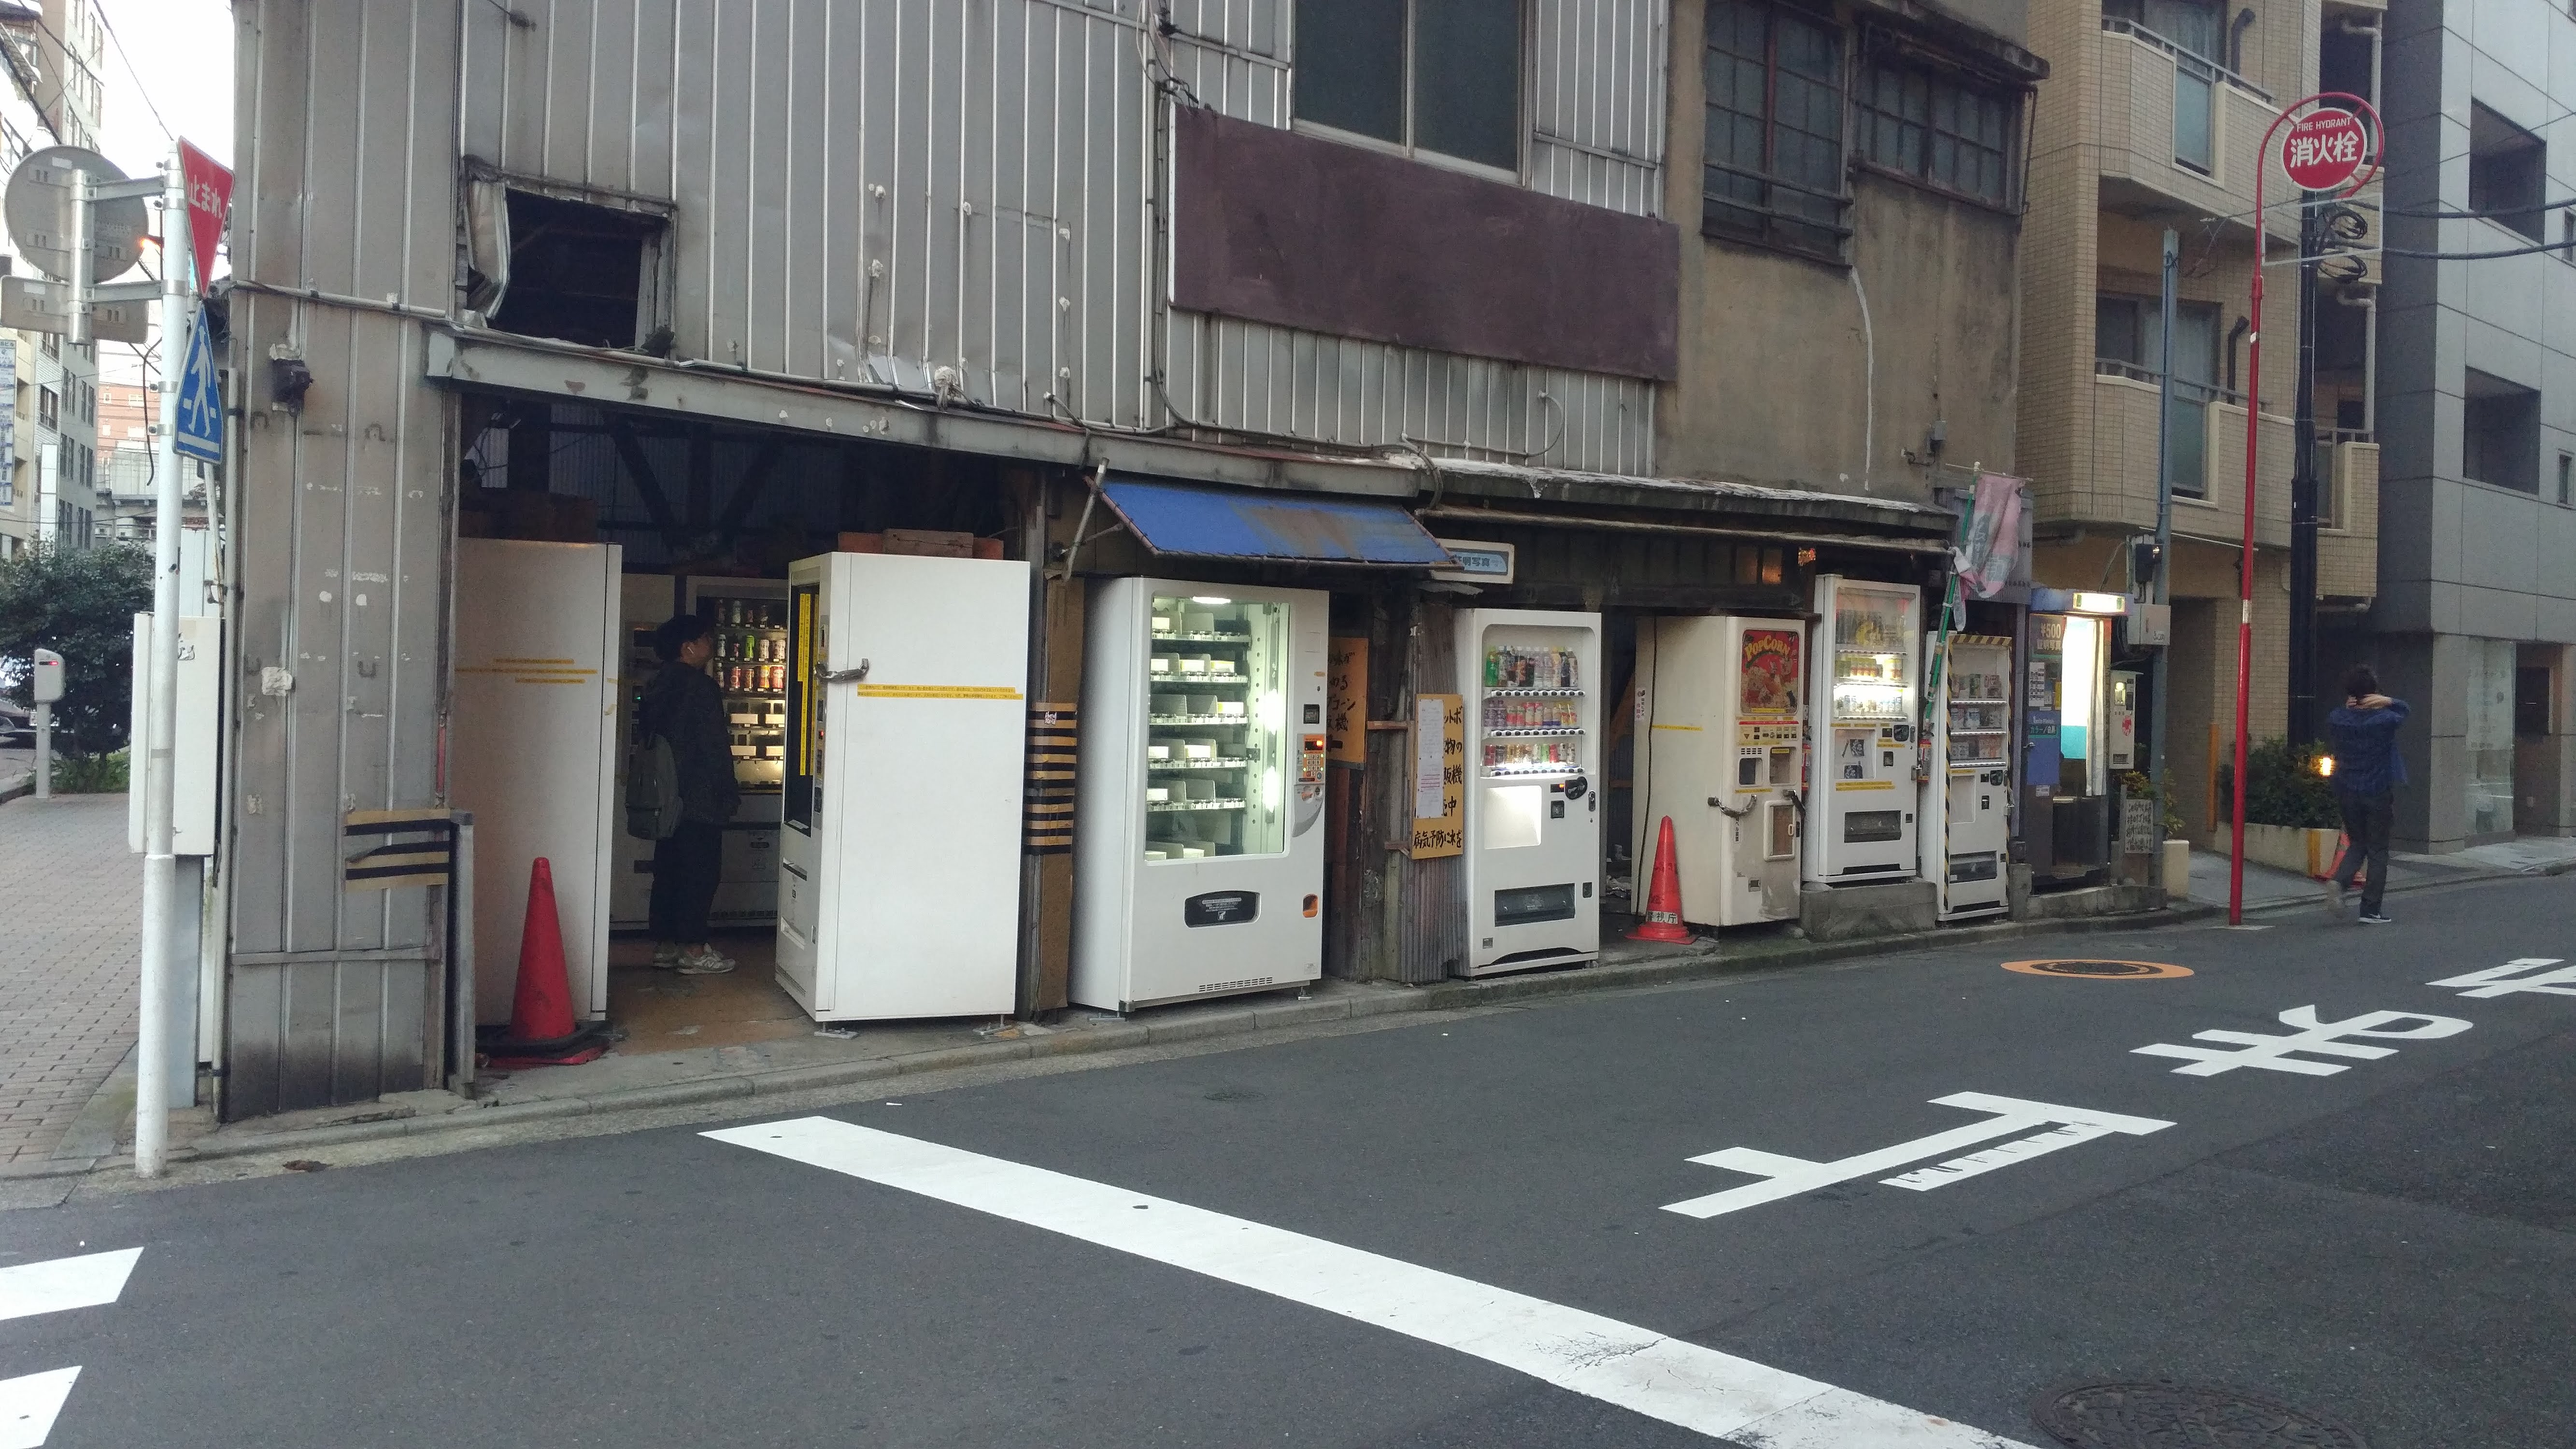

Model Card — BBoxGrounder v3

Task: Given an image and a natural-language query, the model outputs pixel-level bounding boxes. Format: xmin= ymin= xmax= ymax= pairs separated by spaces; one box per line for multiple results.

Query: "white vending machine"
xmin=1633 ymin=615 xmax=1807 ymax=927
xmin=1806 ymin=575 xmax=1923 ymax=886
xmin=1073 ymin=579 xmax=1328 ymax=1011
xmin=775 ymin=551 xmax=1028 ymax=1021
xmin=1925 ymin=631 xmax=2013 ymax=919
xmin=688 ymin=577 xmax=790 ymax=926
xmin=1457 ymin=609 xmax=1602 ymax=975
xmin=449 ymin=539 xmax=622 ymax=1023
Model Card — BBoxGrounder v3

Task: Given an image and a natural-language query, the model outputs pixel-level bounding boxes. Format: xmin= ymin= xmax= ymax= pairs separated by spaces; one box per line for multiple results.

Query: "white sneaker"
xmin=675 ymin=949 xmax=737 ymax=975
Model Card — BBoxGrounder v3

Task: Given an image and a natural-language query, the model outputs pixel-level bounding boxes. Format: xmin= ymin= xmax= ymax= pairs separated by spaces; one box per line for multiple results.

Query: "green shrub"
xmin=50 ymin=749 xmax=128 ymax=794
xmin=0 ymin=541 xmax=153 ymax=756
xmin=2220 ymin=738 xmax=2340 ymax=828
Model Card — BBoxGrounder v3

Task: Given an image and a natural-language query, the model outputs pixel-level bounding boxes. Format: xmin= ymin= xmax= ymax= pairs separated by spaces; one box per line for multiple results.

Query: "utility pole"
xmin=2150 ymin=229 xmax=2178 ymax=812
xmin=134 ymin=146 xmax=191 ymax=1179
xmin=2287 ymin=192 xmax=2324 ymax=748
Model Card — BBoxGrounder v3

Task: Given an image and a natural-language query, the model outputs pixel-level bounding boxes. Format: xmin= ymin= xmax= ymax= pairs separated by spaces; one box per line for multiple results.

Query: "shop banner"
xmin=1328 ymin=637 xmax=1368 ymax=764
xmin=1409 ymin=694 xmax=1464 ymax=859
xmin=1955 ymin=472 xmax=2024 ymax=599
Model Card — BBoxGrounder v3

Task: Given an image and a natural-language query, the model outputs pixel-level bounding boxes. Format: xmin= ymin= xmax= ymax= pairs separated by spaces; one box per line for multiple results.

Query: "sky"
xmin=88 ymin=0 xmax=233 ymax=386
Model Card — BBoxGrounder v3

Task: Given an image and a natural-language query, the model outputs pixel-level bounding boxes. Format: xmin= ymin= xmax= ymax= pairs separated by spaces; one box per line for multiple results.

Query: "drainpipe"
xmin=2337 ymin=289 xmax=2377 ymax=436
xmin=2229 ymin=8 xmax=2256 ymax=74
xmin=1849 ymin=269 xmax=1875 ymax=491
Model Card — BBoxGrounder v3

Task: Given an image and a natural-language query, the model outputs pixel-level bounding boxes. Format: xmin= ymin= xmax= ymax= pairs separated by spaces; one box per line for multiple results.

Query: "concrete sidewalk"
xmin=0 ymin=792 xmax=138 ymax=1165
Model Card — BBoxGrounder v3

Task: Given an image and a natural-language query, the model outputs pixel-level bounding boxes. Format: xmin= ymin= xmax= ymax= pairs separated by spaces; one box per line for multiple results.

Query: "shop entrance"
xmin=446 ymin=396 xmax=1024 ymax=1057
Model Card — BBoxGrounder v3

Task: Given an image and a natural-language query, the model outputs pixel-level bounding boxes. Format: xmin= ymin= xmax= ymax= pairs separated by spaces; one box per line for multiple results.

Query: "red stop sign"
xmin=2280 ymin=110 xmax=2368 ymax=191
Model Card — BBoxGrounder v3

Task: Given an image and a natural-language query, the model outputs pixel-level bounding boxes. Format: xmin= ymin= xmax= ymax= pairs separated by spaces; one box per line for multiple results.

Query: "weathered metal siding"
xmin=459 ymin=0 xmax=1664 ymax=464
xmin=227 ymin=0 xmax=462 ymax=1114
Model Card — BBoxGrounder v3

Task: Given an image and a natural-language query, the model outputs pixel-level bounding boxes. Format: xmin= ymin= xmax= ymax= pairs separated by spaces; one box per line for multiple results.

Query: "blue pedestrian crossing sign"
xmin=173 ymin=306 xmax=222 ymax=463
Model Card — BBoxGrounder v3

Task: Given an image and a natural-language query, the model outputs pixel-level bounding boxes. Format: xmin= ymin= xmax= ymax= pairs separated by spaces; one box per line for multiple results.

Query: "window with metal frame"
xmin=1295 ymin=0 xmax=1523 ymax=172
xmin=2095 ymin=293 xmax=2221 ymax=500
xmin=1855 ymin=52 xmax=2017 ymax=206
xmin=1703 ymin=0 xmax=1850 ymax=260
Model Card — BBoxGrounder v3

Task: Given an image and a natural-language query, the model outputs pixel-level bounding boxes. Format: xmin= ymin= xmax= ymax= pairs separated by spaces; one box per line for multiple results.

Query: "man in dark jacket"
xmin=642 ymin=613 xmax=740 ymax=973
xmin=2325 ymin=664 xmax=2407 ymax=924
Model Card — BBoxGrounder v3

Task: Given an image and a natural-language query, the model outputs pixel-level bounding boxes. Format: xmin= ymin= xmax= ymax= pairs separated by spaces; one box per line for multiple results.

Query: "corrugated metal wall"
xmin=459 ymin=0 xmax=1666 ymax=463
xmin=225 ymin=0 xmax=1668 ymax=1113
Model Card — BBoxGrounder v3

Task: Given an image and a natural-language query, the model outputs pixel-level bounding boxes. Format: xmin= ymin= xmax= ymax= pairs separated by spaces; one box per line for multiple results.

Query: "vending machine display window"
xmin=1144 ymin=593 xmax=1290 ymax=862
xmin=1832 ymin=597 xmax=1912 ymax=723
xmin=1807 ymin=577 xmax=1922 ymax=883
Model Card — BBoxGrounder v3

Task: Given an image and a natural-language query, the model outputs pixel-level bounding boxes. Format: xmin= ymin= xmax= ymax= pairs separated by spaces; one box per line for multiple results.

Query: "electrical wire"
xmin=91 ymin=0 xmax=170 ymax=147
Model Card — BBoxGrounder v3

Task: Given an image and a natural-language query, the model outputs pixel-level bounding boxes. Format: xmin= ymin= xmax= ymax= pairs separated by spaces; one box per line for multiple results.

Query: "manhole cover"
xmin=2031 ymin=1380 xmax=2367 ymax=1448
xmin=2003 ymin=958 xmax=2194 ymax=980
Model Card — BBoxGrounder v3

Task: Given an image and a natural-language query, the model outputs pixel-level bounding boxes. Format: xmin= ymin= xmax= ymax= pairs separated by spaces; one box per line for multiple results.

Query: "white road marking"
xmin=707 ymin=1116 xmax=2036 ymax=1449
xmin=1882 ymin=1122 xmax=2121 ymax=1192
xmin=1662 ymin=1093 xmax=2173 ymax=1219
xmin=2428 ymin=958 xmax=2576 ymax=998
xmin=0 ymin=1250 xmax=141 ymax=1325
xmin=0 ymin=1368 xmax=80 ymax=1449
xmin=2134 ymin=1006 xmax=2472 ymax=1076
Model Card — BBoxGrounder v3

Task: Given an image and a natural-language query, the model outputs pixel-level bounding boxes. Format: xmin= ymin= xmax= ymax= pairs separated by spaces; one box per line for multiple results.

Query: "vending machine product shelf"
xmin=1457 ymin=609 xmax=1602 ymax=975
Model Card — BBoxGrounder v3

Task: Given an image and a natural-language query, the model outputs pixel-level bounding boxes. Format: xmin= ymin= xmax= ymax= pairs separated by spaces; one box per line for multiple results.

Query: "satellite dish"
xmin=4 ymin=146 xmax=148 ymax=284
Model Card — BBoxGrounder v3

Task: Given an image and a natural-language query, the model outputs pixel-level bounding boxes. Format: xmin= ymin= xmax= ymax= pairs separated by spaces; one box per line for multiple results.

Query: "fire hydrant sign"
xmin=1409 ymin=694 xmax=1464 ymax=859
xmin=2280 ymin=110 xmax=2367 ymax=191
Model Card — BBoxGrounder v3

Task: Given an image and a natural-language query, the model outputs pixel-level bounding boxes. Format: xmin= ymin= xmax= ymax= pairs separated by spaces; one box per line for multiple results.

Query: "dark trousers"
xmin=2332 ymin=790 xmax=2393 ymax=913
xmin=649 ymin=821 xmax=725 ymax=942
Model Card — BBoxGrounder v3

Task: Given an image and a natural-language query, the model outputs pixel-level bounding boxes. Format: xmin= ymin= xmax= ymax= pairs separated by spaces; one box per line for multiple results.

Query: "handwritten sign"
xmin=1327 ymin=637 xmax=1367 ymax=764
xmin=1409 ymin=693 xmax=1465 ymax=859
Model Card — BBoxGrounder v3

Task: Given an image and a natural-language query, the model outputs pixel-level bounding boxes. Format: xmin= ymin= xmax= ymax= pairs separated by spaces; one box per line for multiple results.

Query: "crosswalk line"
xmin=707 ymin=1116 xmax=2036 ymax=1449
xmin=0 ymin=1250 xmax=142 ymax=1325
xmin=0 ymin=1368 xmax=80 ymax=1449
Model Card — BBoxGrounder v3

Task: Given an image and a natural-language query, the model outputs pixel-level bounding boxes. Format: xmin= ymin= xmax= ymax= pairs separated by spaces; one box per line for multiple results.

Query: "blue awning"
xmin=1098 ymin=478 xmax=1456 ymax=567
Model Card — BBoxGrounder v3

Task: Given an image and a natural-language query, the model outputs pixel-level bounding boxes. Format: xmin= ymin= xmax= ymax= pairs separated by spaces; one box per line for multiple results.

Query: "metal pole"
xmin=2229 ymin=148 xmax=2267 ymax=925
xmin=2288 ymin=194 xmax=2323 ymax=748
xmin=136 ymin=148 xmax=190 ymax=1178
xmin=31 ymin=700 xmax=48 ymax=797
xmin=2150 ymin=229 xmax=2177 ymax=830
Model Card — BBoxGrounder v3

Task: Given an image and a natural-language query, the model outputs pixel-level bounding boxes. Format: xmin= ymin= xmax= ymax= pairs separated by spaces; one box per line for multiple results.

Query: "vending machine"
xmin=1072 ymin=580 xmax=1329 ymax=1011
xmin=1457 ymin=609 xmax=1603 ymax=975
xmin=1632 ymin=615 xmax=1806 ymax=927
xmin=1925 ymin=631 xmax=2013 ymax=920
xmin=775 ymin=551 xmax=1028 ymax=1021
xmin=688 ymin=578 xmax=791 ymax=926
xmin=1806 ymin=575 xmax=1923 ymax=885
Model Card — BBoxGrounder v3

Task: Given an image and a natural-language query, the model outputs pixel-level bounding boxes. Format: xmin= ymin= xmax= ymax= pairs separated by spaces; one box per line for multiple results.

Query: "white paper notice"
xmin=1414 ymin=696 xmax=1446 ymax=819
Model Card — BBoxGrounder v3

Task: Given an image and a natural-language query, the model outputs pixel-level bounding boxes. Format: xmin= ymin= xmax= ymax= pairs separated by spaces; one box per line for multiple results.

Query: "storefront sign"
xmin=1429 ymin=539 xmax=1514 ymax=585
xmin=1327 ymin=637 xmax=1367 ymax=764
xmin=1740 ymin=628 xmax=1801 ymax=717
xmin=1409 ymin=693 xmax=1464 ymax=859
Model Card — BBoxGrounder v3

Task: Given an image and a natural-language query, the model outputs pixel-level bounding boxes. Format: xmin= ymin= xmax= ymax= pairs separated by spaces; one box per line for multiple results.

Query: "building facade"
xmin=0 ymin=0 xmax=101 ymax=558
xmin=2357 ymin=0 xmax=2576 ymax=850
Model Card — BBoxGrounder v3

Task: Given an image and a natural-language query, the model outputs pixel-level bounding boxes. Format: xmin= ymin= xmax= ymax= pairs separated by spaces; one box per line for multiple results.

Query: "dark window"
xmin=2097 ymin=294 xmax=2220 ymax=499
xmin=1294 ymin=0 xmax=1522 ymax=170
xmin=2462 ymin=368 xmax=2540 ymax=491
xmin=2468 ymin=103 xmax=2546 ymax=243
xmin=1856 ymin=53 xmax=2017 ymax=205
xmin=488 ymin=191 xmax=666 ymax=351
xmin=1704 ymin=0 xmax=1849 ymax=260
xmin=2559 ymin=451 xmax=2573 ymax=506
xmin=36 ymin=386 xmax=55 ymax=430
xmin=2104 ymin=0 xmax=2222 ymax=62
xmin=2515 ymin=667 xmax=2551 ymax=737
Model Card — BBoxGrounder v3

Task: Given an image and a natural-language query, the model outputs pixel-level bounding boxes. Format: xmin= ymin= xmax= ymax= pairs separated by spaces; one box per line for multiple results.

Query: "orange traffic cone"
xmin=1627 ymin=817 xmax=1693 ymax=943
xmin=477 ymin=857 xmax=611 ymax=1067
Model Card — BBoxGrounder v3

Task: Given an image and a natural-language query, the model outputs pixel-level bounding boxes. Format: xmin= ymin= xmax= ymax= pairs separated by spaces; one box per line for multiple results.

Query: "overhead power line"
xmin=92 ymin=0 xmax=172 ymax=148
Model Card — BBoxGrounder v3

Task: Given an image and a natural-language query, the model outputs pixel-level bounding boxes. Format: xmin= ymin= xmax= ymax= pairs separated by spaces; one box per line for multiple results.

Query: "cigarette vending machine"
xmin=1457 ymin=609 xmax=1602 ymax=975
xmin=775 ymin=552 xmax=1028 ymax=1021
xmin=1806 ymin=576 xmax=1923 ymax=886
xmin=1925 ymin=632 xmax=2013 ymax=920
xmin=1073 ymin=580 xmax=1328 ymax=1011
xmin=688 ymin=578 xmax=790 ymax=927
xmin=1632 ymin=615 xmax=1807 ymax=927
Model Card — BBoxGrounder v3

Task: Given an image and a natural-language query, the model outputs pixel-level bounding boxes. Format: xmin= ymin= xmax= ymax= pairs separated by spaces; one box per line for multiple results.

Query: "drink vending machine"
xmin=1632 ymin=615 xmax=1807 ymax=927
xmin=1806 ymin=575 xmax=1923 ymax=885
xmin=1457 ymin=609 xmax=1602 ymax=975
xmin=1073 ymin=580 xmax=1328 ymax=1011
xmin=774 ymin=551 xmax=1029 ymax=1021
xmin=1925 ymin=631 xmax=2013 ymax=919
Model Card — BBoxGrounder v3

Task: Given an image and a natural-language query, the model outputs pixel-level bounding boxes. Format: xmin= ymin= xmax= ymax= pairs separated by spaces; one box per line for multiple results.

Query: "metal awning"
xmin=1098 ymin=477 xmax=1456 ymax=567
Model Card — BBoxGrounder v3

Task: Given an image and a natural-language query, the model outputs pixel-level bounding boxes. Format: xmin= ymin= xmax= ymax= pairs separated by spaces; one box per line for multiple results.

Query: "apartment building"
xmin=2018 ymin=0 xmax=2359 ymax=843
xmin=0 ymin=0 xmax=101 ymax=558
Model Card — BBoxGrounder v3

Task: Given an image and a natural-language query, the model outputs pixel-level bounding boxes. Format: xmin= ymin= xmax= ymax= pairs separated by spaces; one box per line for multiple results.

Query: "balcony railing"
xmin=2099 ymin=18 xmax=2271 ymax=103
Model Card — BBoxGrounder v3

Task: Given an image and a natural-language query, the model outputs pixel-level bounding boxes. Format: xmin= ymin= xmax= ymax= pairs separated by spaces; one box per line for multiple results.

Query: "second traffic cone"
xmin=1627 ymin=816 xmax=1693 ymax=943
xmin=477 ymin=856 xmax=610 ymax=1067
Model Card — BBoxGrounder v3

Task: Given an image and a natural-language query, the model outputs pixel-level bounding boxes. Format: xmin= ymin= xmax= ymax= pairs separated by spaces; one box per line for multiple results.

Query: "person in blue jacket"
xmin=2324 ymin=665 xmax=2408 ymax=924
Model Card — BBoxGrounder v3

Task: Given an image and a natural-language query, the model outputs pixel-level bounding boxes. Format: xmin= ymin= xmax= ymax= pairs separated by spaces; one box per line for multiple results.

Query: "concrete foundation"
xmin=2013 ymin=883 xmax=2166 ymax=922
xmin=1799 ymin=880 xmax=1938 ymax=942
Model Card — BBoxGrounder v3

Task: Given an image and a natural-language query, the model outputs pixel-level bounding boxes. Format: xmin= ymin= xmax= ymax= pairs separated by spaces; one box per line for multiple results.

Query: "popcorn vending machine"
xmin=1925 ymin=631 xmax=2014 ymax=919
xmin=1805 ymin=576 xmax=1923 ymax=885
xmin=1072 ymin=579 xmax=1329 ymax=1011
xmin=1632 ymin=615 xmax=1807 ymax=927
xmin=1457 ymin=609 xmax=1603 ymax=975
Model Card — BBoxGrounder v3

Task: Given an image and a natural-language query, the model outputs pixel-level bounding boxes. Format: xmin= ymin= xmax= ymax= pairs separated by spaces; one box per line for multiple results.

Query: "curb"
xmin=126 ymin=902 xmax=2223 ymax=1172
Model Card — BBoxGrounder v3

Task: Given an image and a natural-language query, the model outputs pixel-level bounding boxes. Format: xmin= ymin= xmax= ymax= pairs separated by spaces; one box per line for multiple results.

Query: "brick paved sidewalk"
xmin=0 ymin=793 xmax=137 ymax=1165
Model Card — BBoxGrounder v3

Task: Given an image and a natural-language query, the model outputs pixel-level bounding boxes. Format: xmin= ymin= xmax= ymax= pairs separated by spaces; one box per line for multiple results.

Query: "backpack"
xmin=625 ymin=731 xmax=683 ymax=840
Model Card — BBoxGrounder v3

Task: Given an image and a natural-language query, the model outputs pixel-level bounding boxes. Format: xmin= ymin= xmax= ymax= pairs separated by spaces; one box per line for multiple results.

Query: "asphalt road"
xmin=6 ymin=874 xmax=2574 ymax=1448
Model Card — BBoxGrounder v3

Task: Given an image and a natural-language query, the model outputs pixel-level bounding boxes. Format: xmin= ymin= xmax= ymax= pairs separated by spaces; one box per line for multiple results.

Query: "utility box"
xmin=31 ymin=647 xmax=62 ymax=702
xmin=128 ymin=615 xmax=222 ymax=856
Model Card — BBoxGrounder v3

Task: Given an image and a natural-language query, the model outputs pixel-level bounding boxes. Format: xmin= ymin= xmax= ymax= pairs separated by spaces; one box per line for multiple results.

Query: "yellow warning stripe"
xmin=1834 ymin=780 xmax=1897 ymax=791
xmin=492 ymin=657 xmax=578 ymax=665
xmin=854 ymin=683 xmax=1025 ymax=700
xmin=457 ymin=666 xmax=597 ymax=676
xmin=1649 ymin=723 xmax=1702 ymax=731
